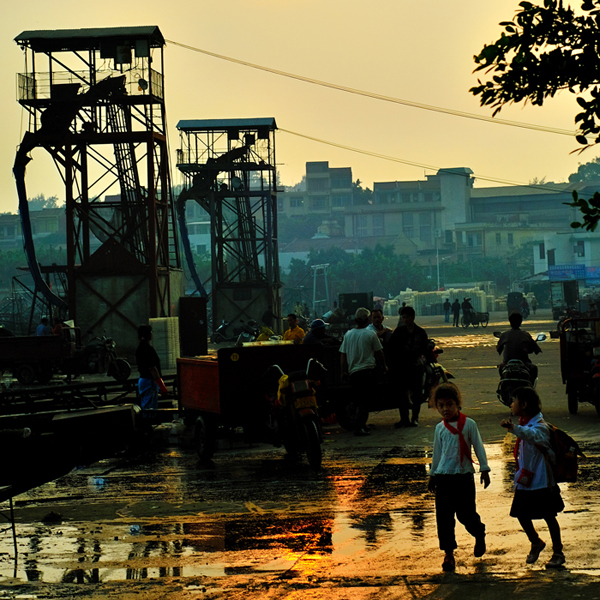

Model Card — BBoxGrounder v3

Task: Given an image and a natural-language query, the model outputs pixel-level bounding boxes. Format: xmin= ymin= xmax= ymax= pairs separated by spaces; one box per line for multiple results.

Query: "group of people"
xmin=336 ymin=304 xmax=563 ymax=571
xmin=442 ymin=298 xmax=468 ymax=327
xmin=339 ymin=305 xmax=430 ymax=435
xmin=429 ymin=382 xmax=565 ymax=571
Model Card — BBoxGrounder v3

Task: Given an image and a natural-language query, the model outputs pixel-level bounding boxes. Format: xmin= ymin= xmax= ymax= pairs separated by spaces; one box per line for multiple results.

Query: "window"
xmin=424 ymin=192 xmax=433 ymax=203
xmin=419 ymin=212 xmax=431 ymax=243
xmin=372 ymin=214 xmax=384 ymax=237
xmin=467 ymin=233 xmax=482 ymax=247
xmin=401 ymin=193 xmax=412 ymax=203
xmin=289 ymin=197 xmax=304 ymax=208
xmin=575 ymin=240 xmax=585 ymax=257
xmin=355 ymin=215 xmax=368 ymax=237
xmin=331 ymin=177 xmax=351 ymax=189
xmin=403 ymin=212 xmax=414 ymax=238
xmin=332 ymin=195 xmax=350 ymax=207
xmin=539 ymin=242 xmax=545 ymax=260
xmin=496 ymin=232 xmax=502 ymax=245
xmin=547 ymin=248 xmax=555 ymax=266
xmin=307 ymin=178 xmax=328 ymax=191
xmin=189 ymin=223 xmax=209 ymax=235
xmin=444 ymin=230 xmax=453 ymax=244
xmin=508 ymin=233 xmax=514 ymax=245
xmin=311 ymin=197 xmax=327 ymax=209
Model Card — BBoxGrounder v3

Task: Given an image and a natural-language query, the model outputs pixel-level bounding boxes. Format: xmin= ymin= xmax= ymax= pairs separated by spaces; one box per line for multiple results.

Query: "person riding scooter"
xmin=496 ymin=312 xmax=542 ymax=383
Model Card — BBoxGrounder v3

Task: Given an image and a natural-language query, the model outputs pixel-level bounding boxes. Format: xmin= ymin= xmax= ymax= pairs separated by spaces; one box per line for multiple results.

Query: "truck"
xmin=0 ymin=327 xmax=78 ymax=385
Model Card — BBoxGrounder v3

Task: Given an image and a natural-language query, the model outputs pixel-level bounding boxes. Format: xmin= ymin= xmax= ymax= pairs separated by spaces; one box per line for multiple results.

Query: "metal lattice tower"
xmin=175 ymin=119 xmax=280 ymax=329
xmin=14 ymin=27 xmax=182 ymax=352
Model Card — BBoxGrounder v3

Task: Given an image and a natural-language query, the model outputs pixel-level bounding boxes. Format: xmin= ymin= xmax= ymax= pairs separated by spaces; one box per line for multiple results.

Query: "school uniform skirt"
xmin=510 ymin=486 xmax=564 ymax=520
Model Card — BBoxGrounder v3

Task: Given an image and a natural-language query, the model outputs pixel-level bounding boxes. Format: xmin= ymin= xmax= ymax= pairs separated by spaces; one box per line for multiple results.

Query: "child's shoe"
xmin=442 ymin=553 xmax=455 ymax=571
xmin=474 ymin=534 xmax=486 ymax=557
xmin=526 ymin=539 xmax=546 ymax=564
xmin=545 ymin=551 xmax=565 ymax=569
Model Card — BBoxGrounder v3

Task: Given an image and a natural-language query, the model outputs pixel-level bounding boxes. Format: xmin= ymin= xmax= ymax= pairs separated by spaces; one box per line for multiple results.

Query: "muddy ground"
xmin=2 ymin=310 xmax=600 ymax=599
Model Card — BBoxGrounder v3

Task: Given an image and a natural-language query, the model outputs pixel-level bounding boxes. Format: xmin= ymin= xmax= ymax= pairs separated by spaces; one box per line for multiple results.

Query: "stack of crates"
xmin=149 ymin=317 xmax=180 ymax=371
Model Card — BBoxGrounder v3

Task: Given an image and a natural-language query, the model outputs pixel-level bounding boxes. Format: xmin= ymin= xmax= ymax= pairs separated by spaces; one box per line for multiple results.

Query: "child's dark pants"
xmin=435 ymin=473 xmax=485 ymax=551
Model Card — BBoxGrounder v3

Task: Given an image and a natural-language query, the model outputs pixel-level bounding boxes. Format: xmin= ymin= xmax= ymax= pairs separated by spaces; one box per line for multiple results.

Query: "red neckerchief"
xmin=443 ymin=412 xmax=473 ymax=465
xmin=513 ymin=415 xmax=532 ymax=470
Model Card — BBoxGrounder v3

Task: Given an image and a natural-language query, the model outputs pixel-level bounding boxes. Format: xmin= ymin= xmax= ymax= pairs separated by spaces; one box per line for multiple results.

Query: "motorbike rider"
xmin=136 ymin=324 xmax=168 ymax=410
xmin=496 ymin=312 xmax=542 ymax=383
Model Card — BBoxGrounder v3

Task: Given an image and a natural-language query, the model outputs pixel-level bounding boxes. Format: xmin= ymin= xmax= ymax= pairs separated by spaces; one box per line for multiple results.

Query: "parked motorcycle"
xmin=63 ymin=334 xmax=131 ymax=383
xmin=263 ymin=359 xmax=326 ymax=469
xmin=422 ymin=338 xmax=454 ymax=402
xmin=212 ymin=320 xmax=238 ymax=344
xmin=235 ymin=319 xmax=261 ymax=345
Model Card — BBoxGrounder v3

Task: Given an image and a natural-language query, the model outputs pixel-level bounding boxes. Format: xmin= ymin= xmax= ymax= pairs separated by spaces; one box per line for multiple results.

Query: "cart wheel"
xmin=304 ymin=418 xmax=322 ymax=470
xmin=109 ymin=358 xmax=131 ymax=383
xmin=194 ymin=415 xmax=216 ymax=462
xmin=461 ymin=316 xmax=468 ymax=328
xmin=481 ymin=316 xmax=489 ymax=328
xmin=567 ymin=385 xmax=579 ymax=415
xmin=15 ymin=364 xmax=36 ymax=386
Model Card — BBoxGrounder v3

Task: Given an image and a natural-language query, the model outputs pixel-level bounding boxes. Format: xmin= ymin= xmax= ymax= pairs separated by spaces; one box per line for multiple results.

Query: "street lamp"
xmin=435 ymin=229 xmax=442 ymax=290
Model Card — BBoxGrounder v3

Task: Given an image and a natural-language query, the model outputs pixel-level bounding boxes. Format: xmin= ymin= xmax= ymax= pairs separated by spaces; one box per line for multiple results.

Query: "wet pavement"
xmin=2 ymin=310 xmax=600 ymax=599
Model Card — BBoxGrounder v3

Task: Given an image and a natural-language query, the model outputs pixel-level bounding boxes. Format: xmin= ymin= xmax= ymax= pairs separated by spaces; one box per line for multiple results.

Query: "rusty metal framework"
xmin=175 ymin=119 xmax=280 ymax=328
xmin=14 ymin=27 xmax=181 ymax=342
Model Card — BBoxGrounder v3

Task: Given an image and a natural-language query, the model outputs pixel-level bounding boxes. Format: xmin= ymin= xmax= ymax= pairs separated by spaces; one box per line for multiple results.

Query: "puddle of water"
xmin=1 ymin=444 xmax=599 ymax=584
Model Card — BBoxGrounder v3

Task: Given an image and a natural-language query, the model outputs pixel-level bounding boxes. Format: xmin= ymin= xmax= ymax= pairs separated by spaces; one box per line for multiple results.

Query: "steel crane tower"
xmin=14 ymin=27 xmax=182 ymax=354
xmin=175 ymin=119 xmax=281 ymax=331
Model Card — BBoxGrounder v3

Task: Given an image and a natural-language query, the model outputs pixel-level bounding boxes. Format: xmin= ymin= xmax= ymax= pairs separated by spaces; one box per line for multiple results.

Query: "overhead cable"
xmin=279 ymin=128 xmax=574 ymax=193
xmin=165 ymin=39 xmax=576 ymax=138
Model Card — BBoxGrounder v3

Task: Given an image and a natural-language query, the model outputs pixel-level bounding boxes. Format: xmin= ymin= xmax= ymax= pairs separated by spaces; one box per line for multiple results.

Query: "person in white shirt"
xmin=428 ymin=383 xmax=490 ymax=572
xmin=340 ymin=307 xmax=388 ymax=437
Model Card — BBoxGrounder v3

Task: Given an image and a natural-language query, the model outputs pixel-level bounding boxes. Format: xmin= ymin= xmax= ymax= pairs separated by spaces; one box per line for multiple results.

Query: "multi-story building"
xmin=279 ymin=161 xmax=354 ymax=217
xmin=0 ymin=207 xmax=65 ymax=249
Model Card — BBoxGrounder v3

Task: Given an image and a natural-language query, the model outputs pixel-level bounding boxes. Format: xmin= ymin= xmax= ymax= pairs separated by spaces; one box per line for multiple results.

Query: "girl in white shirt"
xmin=428 ymin=383 xmax=491 ymax=572
xmin=500 ymin=387 xmax=565 ymax=568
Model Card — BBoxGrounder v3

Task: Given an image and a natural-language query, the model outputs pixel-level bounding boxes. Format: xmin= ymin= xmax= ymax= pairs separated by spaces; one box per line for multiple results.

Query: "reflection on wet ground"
xmin=2 ymin=440 xmax=600 ymax=585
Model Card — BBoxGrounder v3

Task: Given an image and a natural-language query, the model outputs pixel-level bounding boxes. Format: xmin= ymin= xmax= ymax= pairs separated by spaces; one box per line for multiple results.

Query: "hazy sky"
xmin=1 ymin=0 xmax=593 ymax=213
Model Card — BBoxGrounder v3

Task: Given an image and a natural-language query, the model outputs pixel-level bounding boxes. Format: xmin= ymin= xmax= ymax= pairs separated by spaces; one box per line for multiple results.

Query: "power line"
xmin=279 ymin=128 xmax=574 ymax=193
xmin=165 ymin=38 xmax=576 ymax=138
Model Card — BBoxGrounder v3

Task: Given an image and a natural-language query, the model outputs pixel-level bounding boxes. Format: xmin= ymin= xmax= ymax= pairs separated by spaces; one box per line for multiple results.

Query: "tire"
xmin=36 ymin=362 xmax=54 ymax=384
xmin=567 ymin=383 xmax=579 ymax=415
xmin=15 ymin=363 xmax=36 ymax=386
xmin=194 ymin=415 xmax=216 ymax=462
xmin=109 ymin=358 xmax=131 ymax=383
xmin=304 ymin=418 xmax=322 ymax=470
